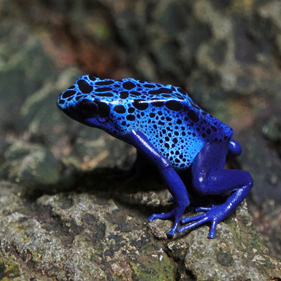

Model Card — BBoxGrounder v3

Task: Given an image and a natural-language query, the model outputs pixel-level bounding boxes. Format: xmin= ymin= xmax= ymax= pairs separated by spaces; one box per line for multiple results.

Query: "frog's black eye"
xmin=76 ymin=99 xmax=98 ymax=119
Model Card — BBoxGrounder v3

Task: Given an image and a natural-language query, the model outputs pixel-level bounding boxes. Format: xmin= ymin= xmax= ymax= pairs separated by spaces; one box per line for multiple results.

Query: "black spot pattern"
xmin=114 ymin=105 xmax=126 ymax=114
xmin=57 ymin=75 xmax=234 ymax=169
xmin=62 ymin=90 xmax=76 ymax=99
xmin=187 ymin=110 xmax=199 ymax=122
xmin=165 ymin=100 xmax=183 ymax=111
xmin=123 ymin=81 xmax=136 ymax=90
xmin=133 ymin=100 xmax=149 ymax=110
xmin=78 ymin=80 xmax=93 ymax=93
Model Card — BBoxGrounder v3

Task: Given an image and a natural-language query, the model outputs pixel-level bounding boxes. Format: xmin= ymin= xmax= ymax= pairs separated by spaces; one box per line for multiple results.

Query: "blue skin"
xmin=57 ymin=75 xmax=253 ymax=238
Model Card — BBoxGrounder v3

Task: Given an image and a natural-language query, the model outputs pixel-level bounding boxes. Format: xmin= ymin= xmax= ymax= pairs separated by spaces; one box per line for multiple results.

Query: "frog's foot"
xmin=178 ymin=205 xmax=225 ymax=239
xmin=148 ymin=206 xmax=184 ymax=238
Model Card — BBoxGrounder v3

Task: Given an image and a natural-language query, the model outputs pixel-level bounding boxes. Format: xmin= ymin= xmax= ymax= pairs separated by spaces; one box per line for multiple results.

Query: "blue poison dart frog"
xmin=57 ymin=75 xmax=253 ymax=239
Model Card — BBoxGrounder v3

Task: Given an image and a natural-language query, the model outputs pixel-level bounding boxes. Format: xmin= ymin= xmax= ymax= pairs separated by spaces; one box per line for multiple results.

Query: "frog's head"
xmin=57 ymin=75 xmax=121 ymax=135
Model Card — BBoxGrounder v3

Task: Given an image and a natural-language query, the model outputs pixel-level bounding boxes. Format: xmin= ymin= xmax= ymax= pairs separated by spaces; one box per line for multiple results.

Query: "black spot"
xmin=176 ymin=119 xmax=182 ymax=125
xmin=153 ymin=125 xmax=157 ymax=129
xmin=165 ymin=100 xmax=183 ymax=111
xmin=178 ymin=87 xmax=187 ymax=95
xmin=166 ymin=117 xmax=172 ymax=121
xmin=164 ymin=143 xmax=170 ymax=149
xmin=202 ymin=133 xmax=206 ymax=138
xmin=62 ymin=90 xmax=76 ymax=99
xmin=126 ymin=115 xmax=135 ymax=121
xmin=151 ymin=100 xmax=164 ymax=107
xmin=120 ymin=91 xmax=129 ymax=99
xmin=123 ymin=81 xmax=136 ymax=90
xmin=68 ymin=86 xmax=75 ymax=90
xmin=187 ymin=110 xmax=199 ymax=122
xmin=95 ymin=100 xmax=110 ymax=118
xmin=150 ymin=113 xmax=155 ymax=118
xmin=143 ymin=84 xmax=156 ymax=88
xmin=130 ymin=91 xmax=141 ymax=96
xmin=113 ymin=105 xmax=126 ymax=114
xmin=165 ymin=137 xmax=169 ymax=141
xmin=128 ymin=107 xmax=135 ymax=113
xmin=211 ymin=125 xmax=217 ymax=132
xmin=58 ymin=99 xmax=65 ymax=105
xmin=172 ymin=138 xmax=178 ymax=144
xmin=78 ymin=80 xmax=93 ymax=93
xmin=121 ymin=121 xmax=126 ymax=126
xmin=159 ymin=121 xmax=165 ymax=126
xmin=96 ymin=92 xmax=114 ymax=97
xmin=75 ymin=95 xmax=83 ymax=101
xmin=89 ymin=76 xmax=98 ymax=81
xmin=206 ymin=128 xmax=211 ymax=134
xmin=95 ymin=80 xmax=114 ymax=86
xmin=95 ymin=87 xmax=112 ymax=92
xmin=133 ymin=100 xmax=149 ymax=110
xmin=162 ymin=94 xmax=172 ymax=98
xmin=148 ymin=88 xmax=173 ymax=95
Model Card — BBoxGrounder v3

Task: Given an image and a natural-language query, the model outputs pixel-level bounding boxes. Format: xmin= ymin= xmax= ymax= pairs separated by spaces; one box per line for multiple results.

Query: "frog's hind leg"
xmin=228 ymin=139 xmax=242 ymax=157
xmin=178 ymin=142 xmax=253 ymax=238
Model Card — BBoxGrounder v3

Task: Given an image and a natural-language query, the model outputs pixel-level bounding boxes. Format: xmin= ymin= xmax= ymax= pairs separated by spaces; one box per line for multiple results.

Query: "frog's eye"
xmin=76 ymin=99 xmax=98 ymax=119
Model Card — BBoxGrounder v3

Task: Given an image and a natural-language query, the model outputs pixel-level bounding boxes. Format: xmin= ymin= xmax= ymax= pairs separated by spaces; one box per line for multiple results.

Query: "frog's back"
xmin=57 ymin=76 xmax=233 ymax=170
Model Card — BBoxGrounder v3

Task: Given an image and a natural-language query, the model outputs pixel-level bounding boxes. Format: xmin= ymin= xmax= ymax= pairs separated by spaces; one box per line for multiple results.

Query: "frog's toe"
xmin=181 ymin=212 xmax=206 ymax=224
xmin=177 ymin=216 xmax=209 ymax=234
xmin=148 ymin=212 xmax=172 ymax=222
xmin=166 ymin=227 xmax=176 ymax=238
xmin=148 ymin=207 xmax=185 ymax=237
xmin=195 ymin=206 xmax=212 ymax=212
xmin=178 ymin=205 xmax=224 ymax=238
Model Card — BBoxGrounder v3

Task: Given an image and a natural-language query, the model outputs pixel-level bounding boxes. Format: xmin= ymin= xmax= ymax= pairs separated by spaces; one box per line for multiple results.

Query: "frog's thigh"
xmin=192 ymin=142 xmax=249 ymax=195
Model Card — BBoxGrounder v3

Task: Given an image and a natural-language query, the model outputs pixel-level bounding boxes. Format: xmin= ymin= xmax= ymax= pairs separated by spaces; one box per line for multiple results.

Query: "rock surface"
xmin=0 ymin=0 xmax=281 ymax=280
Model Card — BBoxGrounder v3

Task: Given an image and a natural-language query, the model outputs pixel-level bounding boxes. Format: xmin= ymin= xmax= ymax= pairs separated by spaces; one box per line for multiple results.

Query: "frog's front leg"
xmin=128 ymin=130 xmax=190 ymax=237
xmin=178 ymin=142 xmax=253 ymax=238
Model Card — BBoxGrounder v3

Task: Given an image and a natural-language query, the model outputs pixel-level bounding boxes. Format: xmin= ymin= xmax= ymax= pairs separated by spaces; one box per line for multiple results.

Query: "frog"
xmin=57 ymin=75 xmax=253 ymax=238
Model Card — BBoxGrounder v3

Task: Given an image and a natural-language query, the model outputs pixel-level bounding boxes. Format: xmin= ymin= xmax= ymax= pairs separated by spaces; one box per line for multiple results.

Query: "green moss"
xmin=130 ymin=244 xmax=176 ymax=281
xmin=0 ymin=260 xmax=20 ymax=280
